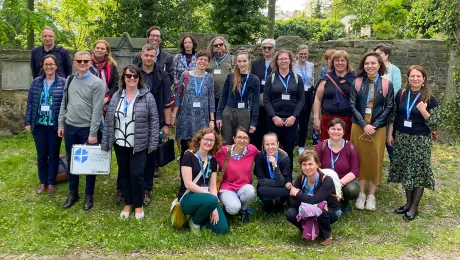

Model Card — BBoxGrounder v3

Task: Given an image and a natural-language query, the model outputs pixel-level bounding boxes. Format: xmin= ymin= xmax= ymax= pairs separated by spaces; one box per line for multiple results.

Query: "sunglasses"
xmin=213 ymin=43 xmax=224 ymax=48
xmin=263 ymin=46 xmax=273 ymax=50
xmin=125 ymin=74 xmax=139 ymax=79
xmin=75 ymin=60 xmax=91 ymax=64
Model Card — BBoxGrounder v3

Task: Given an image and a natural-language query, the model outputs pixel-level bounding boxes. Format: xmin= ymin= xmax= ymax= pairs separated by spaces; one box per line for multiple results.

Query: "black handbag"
xmin=156 ymin=139 xmax=175 ymax=167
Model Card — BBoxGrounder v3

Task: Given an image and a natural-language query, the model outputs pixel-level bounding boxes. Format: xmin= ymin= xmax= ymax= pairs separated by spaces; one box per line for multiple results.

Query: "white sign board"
xmin=70 ymin=144 xmax=111 ymax=175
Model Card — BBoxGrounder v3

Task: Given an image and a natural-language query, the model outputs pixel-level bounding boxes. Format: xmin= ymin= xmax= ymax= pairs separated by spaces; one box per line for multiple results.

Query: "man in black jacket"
xmin=132 ymin=26 xmax=174 ymax=83
xmin=138 ymin=44 xmax=173 ymax=205
xmin=30 ymin=27 xmax=72 ymax=79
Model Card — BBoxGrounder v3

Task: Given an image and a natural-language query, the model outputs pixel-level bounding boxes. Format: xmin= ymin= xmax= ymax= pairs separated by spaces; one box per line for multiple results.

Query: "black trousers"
xmin=297 ymin=89 xmax=314 ymax=148
xmin=267 ymin=117 xmax=298 ymax=173
xmin=250 ymin=106 xmax=268 ymax=150
xmin=114 ymin=144 xmax=148 ymax=208
xmin=286 ymin=207 xmax=339 ymax=239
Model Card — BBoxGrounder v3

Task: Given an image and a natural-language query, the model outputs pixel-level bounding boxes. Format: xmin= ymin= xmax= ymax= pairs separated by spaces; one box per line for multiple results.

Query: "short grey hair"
xmin=42 ymin=26 xmax=55 ymax=35
xmin=297 ymin=45 xmax=309 ymax=53
xmin=261 ymin=38 xmax=276 ymax=48
xmin=141 ymin=43 xmax=158 ymax=54
xmin=74 ymin=51 xmax=91 ymax=59
xmin=207 ymin=36 xmax=230 ymax=56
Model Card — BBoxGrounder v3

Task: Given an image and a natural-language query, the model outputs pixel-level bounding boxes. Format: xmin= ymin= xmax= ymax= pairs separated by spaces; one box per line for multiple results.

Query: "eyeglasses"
xmin=149 ymin=34 xmax=161 ymax=39
xmin=235 ymin=136 xmax=249 ymax=141
xmin=43 ymin=63 xmax=56 ymax=67
xmin=75 ymin=60 xmax=91 ymax=64
xmin=202 ymin=138 xmax=215 ymax=143
xmin=125 ymin=74 xmax=139 ymax=79
xmin=213 ymin=43 xmax=224 ymax=48
xmin=237 ymin=49 xmax=249 ymax=55
xmin=262 ymin=46 xmax=273 ymax=50
xmin=277 ymin=58 xmax=290 ymax=61
xmin=197 ymin=57 xmax=209 ymax=62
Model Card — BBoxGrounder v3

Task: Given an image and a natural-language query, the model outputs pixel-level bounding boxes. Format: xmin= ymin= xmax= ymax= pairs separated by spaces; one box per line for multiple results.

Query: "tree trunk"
xmin=446 ymin=48 xmax=460 ymax=101
xmin=27 ymin=0 xmax=34 ymax=50
xmin=267 ymin=0 xmax=276 ymax=38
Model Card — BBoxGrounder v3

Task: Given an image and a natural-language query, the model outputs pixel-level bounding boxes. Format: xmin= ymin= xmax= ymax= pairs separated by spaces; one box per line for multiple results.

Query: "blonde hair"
xmin=93 ymin=40 xmax=118 ymax=66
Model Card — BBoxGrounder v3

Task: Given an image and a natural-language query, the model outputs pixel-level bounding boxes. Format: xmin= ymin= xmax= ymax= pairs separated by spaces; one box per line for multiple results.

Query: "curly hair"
xmin=188 ymin=127 xmax=222 ymax=156
xmin=271 ymin=49 xmax=295 ymax=73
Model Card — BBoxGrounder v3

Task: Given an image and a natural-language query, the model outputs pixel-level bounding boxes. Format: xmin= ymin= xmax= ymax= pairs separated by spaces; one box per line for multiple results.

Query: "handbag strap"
xmin=179 ymin=151 xmax=208 ymax=202
xmin=325 ymin=74 xmax=348 ymax=99
xmin=220 ymin=145 xmax=232 ymax=175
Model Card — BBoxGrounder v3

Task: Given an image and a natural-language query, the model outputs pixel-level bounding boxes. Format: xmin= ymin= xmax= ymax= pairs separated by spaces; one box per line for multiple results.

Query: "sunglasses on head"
xmin=75 ymin=60 xmax=90 ymax=64
xmin=213 ymin=43 xmax=224 ymax=48
xmin=125 ymin=74 xmax=139 ymax=79
xmin=263 ymin=46 xmax=273 ymax=50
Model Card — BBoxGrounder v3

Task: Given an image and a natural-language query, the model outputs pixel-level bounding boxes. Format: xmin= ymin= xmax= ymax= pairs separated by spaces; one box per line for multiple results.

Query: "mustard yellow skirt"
xmin=350 ymin=123 xmax=386 ymax=185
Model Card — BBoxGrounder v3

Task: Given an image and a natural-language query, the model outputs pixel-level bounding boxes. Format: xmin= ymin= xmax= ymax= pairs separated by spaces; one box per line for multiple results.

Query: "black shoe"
xmin=63 ymin=193 xmax=80 ymax=209
xmin=83 ymin=195 xmax=94 ymax=211
xmin=240 ymin=209 xmax=249 ymax=224
xmin=114 ymin=190 xmax=123 ymax=205
xmin=274 ymin=200 xmax=285 ymax=214
xmin=262 ymin=200 xmax=274 ymax=214
xmin=154 ymin=167 xmax=161 ymax=178
xmin=394 ymin=206 xmax=409 ymax=214
xmin=403 ymin=211 xmax=418 ymax=221
xmin=143 ymin=190 xmax=151 ymax=206
xmin=342 ymin=201 xmax=352 ymax=214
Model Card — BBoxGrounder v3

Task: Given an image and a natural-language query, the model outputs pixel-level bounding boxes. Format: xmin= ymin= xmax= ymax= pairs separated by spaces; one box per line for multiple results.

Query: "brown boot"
xmin=153 ymin=167 xmax=161 ymax=178
xmin=114 ymin=190 xmax=123 ymax=205
xmin=47 ymin=184 xmax=56 ymax=194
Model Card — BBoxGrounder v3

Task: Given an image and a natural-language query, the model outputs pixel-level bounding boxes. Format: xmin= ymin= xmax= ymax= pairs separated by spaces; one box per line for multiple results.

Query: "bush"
xmin=275 ymin=17 xmax=346 ymax=41
xmin=439 ymin=91 xmax=460 ymax=143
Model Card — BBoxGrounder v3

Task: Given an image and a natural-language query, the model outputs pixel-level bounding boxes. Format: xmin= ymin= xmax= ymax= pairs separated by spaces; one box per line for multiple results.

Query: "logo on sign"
xmin=74 ymin=148 xmax=89 ymax=163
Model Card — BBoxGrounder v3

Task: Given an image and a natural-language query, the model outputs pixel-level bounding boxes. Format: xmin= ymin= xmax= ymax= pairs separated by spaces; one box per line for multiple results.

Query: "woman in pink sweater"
xmin=215 ymin=127 xmax=259 ymax=223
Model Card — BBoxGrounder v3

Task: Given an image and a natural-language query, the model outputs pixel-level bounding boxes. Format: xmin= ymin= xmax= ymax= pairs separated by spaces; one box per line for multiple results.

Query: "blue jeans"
xmin=64 ymin=123 xmax=96 ymax=196
xmin=32 ymin=126 xmax=59 ymax=185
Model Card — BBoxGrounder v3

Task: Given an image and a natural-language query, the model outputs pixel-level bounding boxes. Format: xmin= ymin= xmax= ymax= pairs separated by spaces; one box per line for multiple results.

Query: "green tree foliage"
xmin=210 ymin=0 xmax=268 ymax=44
xmin=275 ymin=17 xmax=346 ymax=41
xmin=0 ymin=0 xmax=48 ymax=49
xmin=94 ymin=0 xmax=213 ymax=48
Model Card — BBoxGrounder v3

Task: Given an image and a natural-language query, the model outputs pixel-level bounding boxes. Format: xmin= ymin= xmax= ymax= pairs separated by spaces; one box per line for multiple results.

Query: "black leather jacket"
xmin=349 ymin=76 xmax=394 ymax=129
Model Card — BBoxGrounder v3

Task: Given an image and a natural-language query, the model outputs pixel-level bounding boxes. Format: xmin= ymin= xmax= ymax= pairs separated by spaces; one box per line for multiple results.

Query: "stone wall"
xmin=0 ymin=36 xmax=450 ymax=136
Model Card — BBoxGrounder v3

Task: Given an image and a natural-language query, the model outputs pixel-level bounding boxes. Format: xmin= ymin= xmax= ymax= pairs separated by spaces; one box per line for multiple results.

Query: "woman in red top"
xmin=215 ymin=127 xmax=259 ymax=223
xmin=314 ymin=118 xmax=360 ymax=213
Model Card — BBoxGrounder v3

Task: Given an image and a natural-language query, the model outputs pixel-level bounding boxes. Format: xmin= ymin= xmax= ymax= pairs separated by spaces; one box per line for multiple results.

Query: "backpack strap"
xmin=321 ymin=139 xmax=328 ymax=153
xmin=399 ymin=89 xmax=405 ymax=101
xmin=354 ymin=77 xmax=363 ymax=93
xmin=382 ymin=78 xmax=389 ymax=98
xmin=325 ymin=74 xmax=348 ymax=98
xmin=64 ymin=75 xmax=75 ymax=111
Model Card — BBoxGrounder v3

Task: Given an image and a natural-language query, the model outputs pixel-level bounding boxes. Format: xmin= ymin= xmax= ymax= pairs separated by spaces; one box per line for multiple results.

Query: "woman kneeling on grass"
xmin=177 ymin=127 xmax=228 ymax=235
xmin=285 ymin=150 xmax=341 ymax=246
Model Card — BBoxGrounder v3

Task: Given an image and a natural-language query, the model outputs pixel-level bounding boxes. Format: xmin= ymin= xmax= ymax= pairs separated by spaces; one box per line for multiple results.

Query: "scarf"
xmin=91 ymin=55 xmax=110 ymax=87
xmin=320 ymin=70 xmax=356 ymax=111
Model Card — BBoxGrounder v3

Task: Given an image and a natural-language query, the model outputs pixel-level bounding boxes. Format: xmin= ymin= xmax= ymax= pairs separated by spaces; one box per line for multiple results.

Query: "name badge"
xmin=214 ymin=69 xmax=221 ymax=75
xmin=120 ymin=117 xmax=128 ymax=124
xmin=40 ymin=105 xmax=50 ymax=112
xmin=282 ymin=94 xmax=290 ymax=100
xmin=201 ymin=186 xmax=209 ymax=191
xmin=238 ymin=102 xmax=245 ymax=109
xmin=404 ymin=119 xmax=412 ymax=128
xmin=261 ymin=80 xmax=266 ymax=86
xmin=193 ymin=102 xmax=201 ymax=108
xmin=365 ymin=108 xmax=372 ymax=114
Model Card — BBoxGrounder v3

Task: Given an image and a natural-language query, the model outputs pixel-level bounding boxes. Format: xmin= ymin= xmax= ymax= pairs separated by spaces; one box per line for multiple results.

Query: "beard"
xmin=214 ymin=51 xmax=225 ymax=58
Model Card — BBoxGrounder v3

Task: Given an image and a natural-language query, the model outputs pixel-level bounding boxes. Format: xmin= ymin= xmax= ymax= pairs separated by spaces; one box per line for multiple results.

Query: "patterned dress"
xmin=388 ymin=89 xmax=439 ymax=190
xmin=175 ymin=71 xmax=215 ymax=140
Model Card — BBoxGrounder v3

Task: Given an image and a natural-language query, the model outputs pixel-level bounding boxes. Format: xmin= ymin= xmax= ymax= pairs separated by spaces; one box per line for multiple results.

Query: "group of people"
xmin=24 ymin=25 xmax=439 ymax=244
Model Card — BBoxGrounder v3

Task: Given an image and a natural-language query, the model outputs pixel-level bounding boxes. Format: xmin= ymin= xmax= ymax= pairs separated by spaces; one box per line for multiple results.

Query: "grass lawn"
xmin=0 ymin=132 xmax=459 ymax=259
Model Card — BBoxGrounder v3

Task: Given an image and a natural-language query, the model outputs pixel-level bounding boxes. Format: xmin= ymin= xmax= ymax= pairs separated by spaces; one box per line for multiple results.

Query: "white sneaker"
xmin=355 ymin=192 xmax=366 ymax=210
xmin=298 ymin=147 xmax=305 ymax=155
xmin=365 ymin=194 xmax=376 ymax=211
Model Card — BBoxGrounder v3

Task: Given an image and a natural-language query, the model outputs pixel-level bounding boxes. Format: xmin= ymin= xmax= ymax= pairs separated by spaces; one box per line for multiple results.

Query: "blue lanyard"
xmin=278 ymin=74 xmax=291 ymax=93
xmin=302 ymin=174 xmax=319 ymax=195
xmin=196 ymin=151 xmax=211 ymax=184
xmin=194 ymin=70 xmax=207 ymax=97
xmin=366 ymin=74 xmax=379 ymax=105
xmin=240 ymin=74 xmax=250 ymax=102
xmin=266 ymin=151 xmax=278 ymax=180
xmin=300 ymin=63 xmax=308 ymax=84
xmin=183 ymin=54 xmax=195 ymax=70
xmin=42 ymin=78 xmax=55 ymax=103
xmin=123 ymin=90 xmax=138 ymax=115
xmin=329 ymin=139 xmax=345 ymax=169
xmin=406 ymin=91 xmax=421 ymax=119
xmin=264 ymin=60 xmax=271 ymax=78
xmin=213 ymin=52 xmax=229 ymax=68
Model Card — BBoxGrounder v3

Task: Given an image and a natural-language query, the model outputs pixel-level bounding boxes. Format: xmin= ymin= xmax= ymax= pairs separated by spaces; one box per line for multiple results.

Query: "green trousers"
xmin=181 ymin=192 xmax=228 ymax=233
xmin=343 ymin=181 xmax=360 ymax=201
